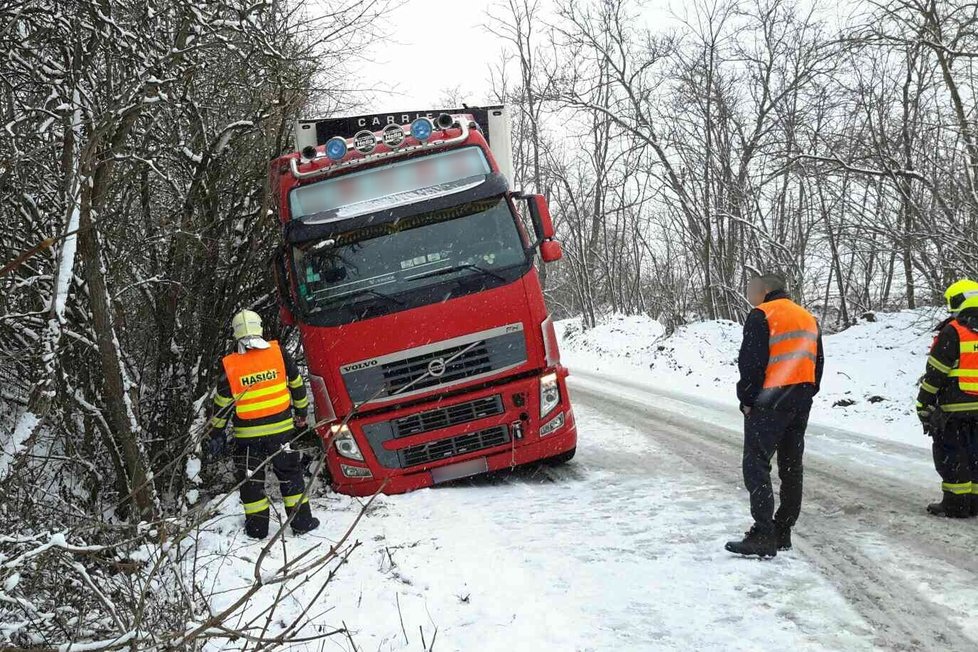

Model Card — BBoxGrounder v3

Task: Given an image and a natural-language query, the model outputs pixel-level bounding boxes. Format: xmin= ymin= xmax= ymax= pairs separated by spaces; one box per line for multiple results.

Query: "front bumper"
xmin=325 ymin=370 xmax=577 ymax=496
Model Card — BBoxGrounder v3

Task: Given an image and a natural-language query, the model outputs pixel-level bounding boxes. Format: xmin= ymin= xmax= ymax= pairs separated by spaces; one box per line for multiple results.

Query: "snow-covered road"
xmin=192 ymin=366 xmax=978 ymax=651
xmin=570 ymin=370 xmax=978 ymax=650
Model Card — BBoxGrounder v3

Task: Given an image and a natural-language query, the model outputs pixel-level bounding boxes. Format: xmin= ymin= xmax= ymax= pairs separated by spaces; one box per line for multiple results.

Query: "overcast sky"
xmin=348 ymin=0 xmax=506 ymax=112
xmin=347 ymin=0 xmax=677 ymax=114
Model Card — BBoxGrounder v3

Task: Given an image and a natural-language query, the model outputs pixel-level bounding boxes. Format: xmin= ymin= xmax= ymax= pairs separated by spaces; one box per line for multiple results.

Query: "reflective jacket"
xmin=917 ymin=311 xmax=978 ymax=418
xmin=209 ymin=340 xmax=309 ymax=438
xmin=738 ymin=290 xmax=824 ymax=411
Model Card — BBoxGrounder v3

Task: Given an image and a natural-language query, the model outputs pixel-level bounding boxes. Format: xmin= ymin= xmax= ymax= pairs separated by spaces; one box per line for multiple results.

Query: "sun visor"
xmin=284 ymin=173 xmax=509 ymax=244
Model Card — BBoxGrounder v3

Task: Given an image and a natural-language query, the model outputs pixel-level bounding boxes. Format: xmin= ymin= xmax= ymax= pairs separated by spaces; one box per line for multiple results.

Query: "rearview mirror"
xmin=540 ymin=240 xmax=563 ymax=263
xmin=525 ymin=194 xmax=555 ymax=242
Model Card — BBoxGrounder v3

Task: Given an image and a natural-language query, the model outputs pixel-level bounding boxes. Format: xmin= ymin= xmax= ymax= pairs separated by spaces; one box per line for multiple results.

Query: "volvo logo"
xmin=340 ymin=359 xmax=379 ymax=374
xmin=427 ymin=358 xmax=447 ymax=377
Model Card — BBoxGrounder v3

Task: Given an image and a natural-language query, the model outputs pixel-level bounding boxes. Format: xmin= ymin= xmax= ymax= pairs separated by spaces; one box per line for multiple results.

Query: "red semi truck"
xmin=269 ymin=106 xmax=577 ymax=496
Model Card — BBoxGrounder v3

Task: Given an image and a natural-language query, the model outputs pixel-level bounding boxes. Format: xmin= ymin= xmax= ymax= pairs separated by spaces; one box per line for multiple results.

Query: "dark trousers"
xmin=742 ymin=406 xmax=809 ymax=534
xmin=932 ymin=418 xmax=978 ymax=510
xmin=235 ymin=432 xmax=305 ymax=535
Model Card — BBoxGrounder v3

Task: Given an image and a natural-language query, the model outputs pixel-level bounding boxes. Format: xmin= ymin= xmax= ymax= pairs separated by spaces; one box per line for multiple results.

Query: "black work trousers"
xmin=234 ymin=432 xmax=306 ymax=536
xmin=932 ymin=417 xmax=978 ymax=512
xmin=742 ymin=406 xmax=810 ymax=534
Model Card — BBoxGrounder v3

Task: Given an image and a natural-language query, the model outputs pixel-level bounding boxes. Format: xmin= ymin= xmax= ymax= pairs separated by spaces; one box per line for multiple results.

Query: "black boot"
xmin=245 ymin=510 xmax=270 ymax=539
xmin=725 ymin=526 xmax=777 ymax=559
xmin=972 ymin=494 xmax=978 ymax=517
xmin=775 ymin=523 xmax=792 ymax=551
xmin=926 ymin=492 xmax=971 ymax=518
xmin=288 ymin=502 xmax=320 ymax=535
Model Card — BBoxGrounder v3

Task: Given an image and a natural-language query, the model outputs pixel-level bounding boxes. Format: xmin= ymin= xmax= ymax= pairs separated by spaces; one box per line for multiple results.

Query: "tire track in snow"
xmin=569 ymin=380 xmax=977 ymax=652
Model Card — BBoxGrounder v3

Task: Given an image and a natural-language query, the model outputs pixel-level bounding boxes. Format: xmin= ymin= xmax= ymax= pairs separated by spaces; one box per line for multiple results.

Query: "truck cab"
xmin=270 ymin=106 xmax=576 ymax=496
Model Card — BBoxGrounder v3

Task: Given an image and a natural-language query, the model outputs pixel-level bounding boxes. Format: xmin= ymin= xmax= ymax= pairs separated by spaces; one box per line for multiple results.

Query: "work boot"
xmin=245 ymin=510 xmax=270 ymax=539
xmin=725 ymin=525 xmax=777 ymax=559
xmin=288 ymin=502 xmax=320 ymax=535
xmin=775 ymin=523 xmax=792 ymax=551
xmin=971 ymin=494 xmax=978 ymax=517
xmin=926 ymin=492 xmax=971 ymax=518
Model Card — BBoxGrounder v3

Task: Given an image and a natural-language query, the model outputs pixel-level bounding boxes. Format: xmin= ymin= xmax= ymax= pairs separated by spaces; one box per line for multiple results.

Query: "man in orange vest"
xmin=207 ymin=310 xmax=319 ymax=539
xmin=726 ymin=274 xmax=824 ymax=558
xmin=915 ymin=280 xmax=978 ymax=518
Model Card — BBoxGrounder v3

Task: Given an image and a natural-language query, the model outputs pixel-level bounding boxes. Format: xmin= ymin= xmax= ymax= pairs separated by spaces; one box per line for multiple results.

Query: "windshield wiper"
xmin=410 ymin=263 xmax=507 ymax=283
xmin=346 ymin=287 xmax=404 ymax=306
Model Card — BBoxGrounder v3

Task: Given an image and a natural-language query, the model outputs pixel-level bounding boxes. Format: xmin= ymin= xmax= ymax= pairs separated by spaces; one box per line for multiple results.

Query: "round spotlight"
xmin=435 ymin=113 xmax=455 ymax=129
xmin=410 ymin=117 xmax=434 ymax=141
xmin=382 ymin=124 xmax=406 ymax=148
xmin=325 ymin=137 xmax=347 ymax=161
xmin=353 ymin=130 xmax=378 ymax=154
xmin=300 ymin=145 xmax=318 ymax=160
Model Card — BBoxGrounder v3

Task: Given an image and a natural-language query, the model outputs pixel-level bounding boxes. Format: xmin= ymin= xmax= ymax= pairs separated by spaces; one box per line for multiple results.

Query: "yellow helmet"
xmin=230 ymin=310 xmax=263 ymax=340
xmin=944 ymin=279 xmax=978 ymax=313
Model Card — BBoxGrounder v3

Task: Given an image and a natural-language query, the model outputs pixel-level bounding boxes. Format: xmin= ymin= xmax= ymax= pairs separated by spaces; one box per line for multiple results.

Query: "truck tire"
xmin=545 ymin=447 xmax=576 ymax=466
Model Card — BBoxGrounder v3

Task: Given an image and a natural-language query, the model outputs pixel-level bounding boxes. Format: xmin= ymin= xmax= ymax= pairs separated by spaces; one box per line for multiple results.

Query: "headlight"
xmin=331 ymin=424 xmax=363 ymax=461
xmin=540 ymin=372 xmax=560 ymax=417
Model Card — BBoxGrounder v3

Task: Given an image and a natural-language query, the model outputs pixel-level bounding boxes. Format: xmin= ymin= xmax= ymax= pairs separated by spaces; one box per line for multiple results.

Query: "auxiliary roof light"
xmin=325 ymin=136 xmax=347 ymax=161
xmin=382 ymin=124 xmax=406 ymax=148
xmin=410 ymin=117 xmax=434 ymax=141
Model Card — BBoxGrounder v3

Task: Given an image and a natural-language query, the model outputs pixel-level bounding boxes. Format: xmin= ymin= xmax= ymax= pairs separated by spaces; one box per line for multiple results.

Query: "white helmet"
xmin=230 ymin=310 xmax=263 ymax=340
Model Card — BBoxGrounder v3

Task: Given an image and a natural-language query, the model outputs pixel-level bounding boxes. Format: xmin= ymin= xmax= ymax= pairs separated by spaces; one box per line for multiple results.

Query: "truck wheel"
xmin=545 ymin=447 xmax=576 ymax=466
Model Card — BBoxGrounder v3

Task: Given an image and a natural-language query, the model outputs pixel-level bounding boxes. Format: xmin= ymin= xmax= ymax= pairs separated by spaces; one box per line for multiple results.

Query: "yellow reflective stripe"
xmin=937 ymin=402 xmax=978 ymax=413
xmin=972 ymin=485 xmax=978 ymax=495
xmin=928 ymin=356 xmax=953 ymax=375
xmin=919 ymin=381 xmax=939 ymax=395
xmin=959 ymin=382 xmax=978 ymax=392
xmin=214 ymin=393 xmax=234 ymax=408
xmin=283 ymin=493 xmax=309 ymax=508
xmin=293 ymin=397 xmax=309 ymax=409
xmin=288 ymin=376 xmax=304 ymax=389
xmin=942 ymin=481 xmax=973 ymax=495
xmin=243 ymin=497 xmax=270 ymax=514
xmin=236 ymin=382 xmax=289 ymax=400
xmin=233 ymin=418 xmax=294 ymax=438
xmin=947 ymin=368 xmax=978 ymax=377
xmin=210 ymin=417 xmax=228 ymax=428
xmin=235 ymin=394 xmax=291 ymax=415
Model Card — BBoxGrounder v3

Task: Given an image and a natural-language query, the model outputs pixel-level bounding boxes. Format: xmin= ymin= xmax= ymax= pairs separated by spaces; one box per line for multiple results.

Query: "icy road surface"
xmin=192 ymin=373 xmax=978 ymax=651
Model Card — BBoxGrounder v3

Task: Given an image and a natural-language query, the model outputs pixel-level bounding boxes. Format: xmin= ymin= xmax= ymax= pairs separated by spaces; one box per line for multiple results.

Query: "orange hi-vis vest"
xmin=222 ymin=341 xmax=291 ymax=421
xmin=758 ymin=298 xmax=819 ymax=389
xmin=948 ymin=320 xmax=978 ymax=396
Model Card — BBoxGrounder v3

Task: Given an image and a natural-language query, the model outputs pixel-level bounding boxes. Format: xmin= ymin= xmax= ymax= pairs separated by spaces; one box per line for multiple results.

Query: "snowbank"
xmin=557 ymin=309 xmax=943 ymax=449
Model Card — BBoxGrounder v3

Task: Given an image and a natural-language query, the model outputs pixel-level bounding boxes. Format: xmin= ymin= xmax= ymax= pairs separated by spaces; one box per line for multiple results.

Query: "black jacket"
xmin=916 ymin=309 xmax=978 ymax=415
xmin=737 ymin=290 xmax=824 ymax=411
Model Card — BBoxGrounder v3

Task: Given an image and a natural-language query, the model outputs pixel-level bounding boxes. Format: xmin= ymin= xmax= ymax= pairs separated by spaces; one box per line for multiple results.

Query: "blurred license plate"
xmin=431 ymin=458 xmax=489 ymax=484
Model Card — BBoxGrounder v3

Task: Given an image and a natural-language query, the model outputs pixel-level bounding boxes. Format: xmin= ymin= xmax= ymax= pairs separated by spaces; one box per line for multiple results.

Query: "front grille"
xmin=393 ymin=395 xmax=504 ymax=438
xmin=340 ymin=324 xmax=527 ymax=404
xmin=384 ymin=341 xmax=491 ymax=395
xmin=400 ymin=425 xmax=510 ymax=467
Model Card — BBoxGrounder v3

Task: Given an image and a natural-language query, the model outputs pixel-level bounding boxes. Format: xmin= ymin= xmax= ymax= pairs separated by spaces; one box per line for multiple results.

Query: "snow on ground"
xmin=556 ymin=310 xmax=943 ymax=449
xmin=191 ymin=404 xmax=878 ymax=651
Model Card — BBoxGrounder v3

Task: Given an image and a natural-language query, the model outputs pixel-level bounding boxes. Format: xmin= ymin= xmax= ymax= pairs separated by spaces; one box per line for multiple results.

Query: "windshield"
xmin=293 ymin=196 xmax=529 ymax=325
xmin=289 ymin=146 xmax=492 ymax=224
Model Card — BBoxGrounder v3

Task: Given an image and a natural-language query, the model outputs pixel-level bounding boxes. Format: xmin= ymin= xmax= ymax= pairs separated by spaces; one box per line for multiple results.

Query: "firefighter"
xmin=726 ymin=274 xmax=824 ymax=558
xmin=916 ymin=279 xmax=978 ymax=518
xmin=207 ymin=309 xmax=320 ymax=539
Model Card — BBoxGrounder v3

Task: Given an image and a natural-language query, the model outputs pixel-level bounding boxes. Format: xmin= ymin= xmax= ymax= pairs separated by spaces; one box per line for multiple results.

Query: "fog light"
xmin=341 ymin=464 xmax=373 ymax=478
xmin=540 ymin=411 xmax=565 ymax=437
